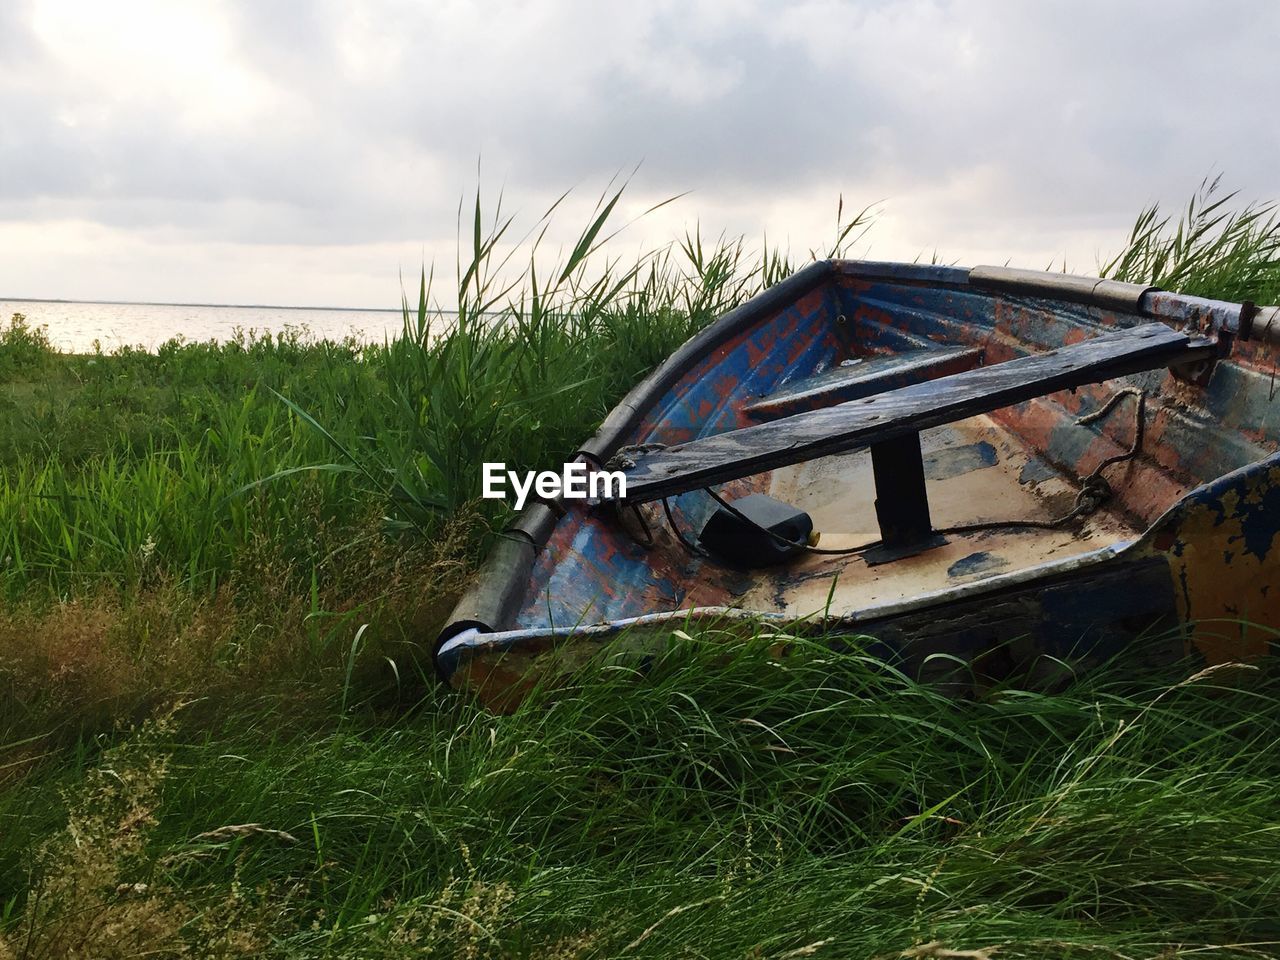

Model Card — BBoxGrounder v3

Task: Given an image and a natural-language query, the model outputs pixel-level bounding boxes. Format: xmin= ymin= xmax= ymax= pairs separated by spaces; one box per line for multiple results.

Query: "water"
xmin=0 ymin=299 xmax=424 ymax=353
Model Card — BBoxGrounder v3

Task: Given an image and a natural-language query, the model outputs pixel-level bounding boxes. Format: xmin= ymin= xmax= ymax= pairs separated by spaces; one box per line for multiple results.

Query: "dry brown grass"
xmin=337 ymin=867 xmax=602 ymax=958
xmin=0 ymin=709 xmax=306 ymax=959
xmin=0 ymin=711 xmax=193 ymax=959
xmin=0 ymin=700 xmax=594 ymax=959
xmin=0 ymin=507 xmax=483 ymax=784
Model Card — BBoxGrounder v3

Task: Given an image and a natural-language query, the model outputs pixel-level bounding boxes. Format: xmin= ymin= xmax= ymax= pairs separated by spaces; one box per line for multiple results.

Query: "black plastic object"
xmin=698 ymin=493 xmax=813 ymax=568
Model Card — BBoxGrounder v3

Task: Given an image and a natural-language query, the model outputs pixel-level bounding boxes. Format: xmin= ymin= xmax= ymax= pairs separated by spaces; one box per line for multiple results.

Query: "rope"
xmin=1077 ymin=386 xmax=1146 ymax=474
xmin=662 ymin=497 xmax=708 ymax=557
xmin=939 ymin=387 xmax=1145 ymax=534
xmin=1262 ymin=310 xmax=1280 ymax=401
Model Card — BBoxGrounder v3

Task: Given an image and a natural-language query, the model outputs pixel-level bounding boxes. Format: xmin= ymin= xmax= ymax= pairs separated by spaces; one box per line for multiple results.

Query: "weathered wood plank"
xmin=743 ymin=345 xmax=982 ymax=418
xmin=618 ymin=324 xmax=1209 ymax=503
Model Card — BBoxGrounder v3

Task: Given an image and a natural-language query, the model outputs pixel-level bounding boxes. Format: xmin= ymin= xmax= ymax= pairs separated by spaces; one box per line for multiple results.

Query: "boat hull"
xmin=436 ymin=261 xmax=1280 ymax=708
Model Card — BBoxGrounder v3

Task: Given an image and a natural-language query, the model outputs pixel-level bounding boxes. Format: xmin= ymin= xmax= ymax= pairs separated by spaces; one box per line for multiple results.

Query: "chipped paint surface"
xmin=513 ymin=284 xmax=851 ymax=631
xmin=442 ymin=263 xmax=1280 ymax=702
xmin=1143 ymin=457 xmax=1280 ymax=661
xmin=741 ymin=419 xmax=1141 ymax=619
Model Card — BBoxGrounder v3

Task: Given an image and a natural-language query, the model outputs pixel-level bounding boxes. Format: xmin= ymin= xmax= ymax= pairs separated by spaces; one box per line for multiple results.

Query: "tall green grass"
xmin=1102 ymin=175 xmax=1280 ymax=303
xmin=3 ymin=636 xmax=1278 ymax=957
xmin=2 ymin=182 xmax=1279 ymax=958
xmin=0 ymin=186 xmax=801 ymax=756
xmin=0 ymin=188 xmax=795 ymax=602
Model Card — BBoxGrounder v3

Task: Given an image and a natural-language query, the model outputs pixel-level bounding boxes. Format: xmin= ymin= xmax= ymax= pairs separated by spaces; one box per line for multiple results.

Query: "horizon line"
xmin=1 ymin=295 xmax=461 ymax=314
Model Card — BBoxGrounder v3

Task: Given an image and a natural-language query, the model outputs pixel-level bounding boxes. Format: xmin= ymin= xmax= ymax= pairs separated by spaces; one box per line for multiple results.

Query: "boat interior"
xmin=510 ymin=262 xmax=1280 ymax=635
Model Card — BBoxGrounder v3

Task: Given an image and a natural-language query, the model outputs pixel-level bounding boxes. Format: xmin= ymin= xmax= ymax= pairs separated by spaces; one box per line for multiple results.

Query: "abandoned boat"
xmin=436 ymin=260 xmax=1280 ymax=707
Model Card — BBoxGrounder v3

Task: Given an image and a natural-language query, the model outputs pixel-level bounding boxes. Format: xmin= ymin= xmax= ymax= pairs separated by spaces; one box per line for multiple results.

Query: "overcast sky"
xmin=2 ymin=0 xmax=1278 ymax=307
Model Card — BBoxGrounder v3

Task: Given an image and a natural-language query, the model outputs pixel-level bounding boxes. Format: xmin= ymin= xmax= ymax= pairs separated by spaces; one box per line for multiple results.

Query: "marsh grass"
xmin=0 ymin=188 xmax=797 ymax=602
xmin=0 ymin=185 xmax=802 ymax=752
xmin=3 ymin=637 xmax=1278 ymax=957
xmin=0 ymin=315 xmax=56 ymax=377
xmin=1101 ymin=175 xmax=1280 ymax=303
xmin=2 ymin=182 xmax=1280 ymax=957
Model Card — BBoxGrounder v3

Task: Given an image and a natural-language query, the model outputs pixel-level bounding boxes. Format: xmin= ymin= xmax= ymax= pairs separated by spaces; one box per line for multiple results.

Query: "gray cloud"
xmin=2 ymin=0 xmax=1278 ymax=303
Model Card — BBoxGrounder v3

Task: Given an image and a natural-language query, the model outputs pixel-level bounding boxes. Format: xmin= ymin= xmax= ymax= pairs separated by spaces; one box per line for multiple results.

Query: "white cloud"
xmin=30 ymin=0 xmax=281 ymax=129
xmin=1 ymin=0 xmax=1278 ymax=305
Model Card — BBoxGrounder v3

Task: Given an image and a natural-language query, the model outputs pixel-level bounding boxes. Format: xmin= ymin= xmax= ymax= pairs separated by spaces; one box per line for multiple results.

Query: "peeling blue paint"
xmin=1239 ymin=476 xmax=1280 ymax=561
xmin=947 ymin=551 xmax=1009 ymax=579
xmin=1019 ymin=459 xmax=1058 ymax=484
xmin=925 ymin=441 xmax=998 ymax=481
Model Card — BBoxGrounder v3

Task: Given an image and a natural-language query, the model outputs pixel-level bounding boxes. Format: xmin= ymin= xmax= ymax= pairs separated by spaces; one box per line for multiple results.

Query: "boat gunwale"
xmin=436 ymin=541 xmax=1133 ymax=676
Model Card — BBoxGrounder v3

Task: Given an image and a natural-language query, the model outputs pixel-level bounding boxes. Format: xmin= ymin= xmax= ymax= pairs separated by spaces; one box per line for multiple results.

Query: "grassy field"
xmin=1 ymin=183 xmax=1279 ymax=958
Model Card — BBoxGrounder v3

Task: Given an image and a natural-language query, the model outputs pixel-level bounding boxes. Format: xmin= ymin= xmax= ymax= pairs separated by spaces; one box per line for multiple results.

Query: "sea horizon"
xmin=1 ymin=296 xmax=452 ymax=352
xmin=2 ymin=294 xmax=430 ymax=313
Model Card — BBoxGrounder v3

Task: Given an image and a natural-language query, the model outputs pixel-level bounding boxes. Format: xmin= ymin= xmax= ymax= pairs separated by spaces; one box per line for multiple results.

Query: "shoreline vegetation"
xmin=2 ymin=182 xmax=1279 ymax=957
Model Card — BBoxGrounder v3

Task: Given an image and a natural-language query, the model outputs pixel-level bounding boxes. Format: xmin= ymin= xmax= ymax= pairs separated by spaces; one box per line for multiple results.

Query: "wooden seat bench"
xmin=743 ymin=345 xmax=982 ymax=419
xmin=613 ymin=323 xmax=1213 ymax=560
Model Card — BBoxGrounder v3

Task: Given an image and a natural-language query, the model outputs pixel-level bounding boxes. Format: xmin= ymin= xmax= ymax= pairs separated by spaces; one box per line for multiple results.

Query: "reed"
xmin=0 ymin=186 xmax=801 ymax=758
xmin=0 ymin=188 xmax=797 ymax=604
xmin=1 ymin=182 xmax=1278 ymax=957
xmin=1101 ymin=174 xmax=1280 ymax=303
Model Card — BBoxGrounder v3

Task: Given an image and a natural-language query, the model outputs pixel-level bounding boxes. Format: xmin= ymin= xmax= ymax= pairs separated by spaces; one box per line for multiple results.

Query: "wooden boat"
xmin=436 ymin=261 xmax=1280 ymax=708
